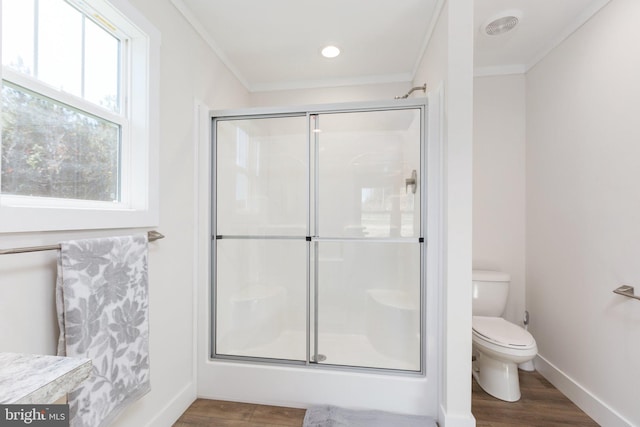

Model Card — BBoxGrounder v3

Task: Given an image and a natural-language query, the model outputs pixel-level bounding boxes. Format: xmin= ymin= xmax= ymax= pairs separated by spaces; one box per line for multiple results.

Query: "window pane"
xmin=2 ymin=0 xmax=122 ymax=112
xmin=85 ymin=17 xmax=120 ymax=112
xmin=38 ymin=0 xmax=82 ymax=96
xmin=1 ymin=82 xmax=120 ymax=202
xmin=2 ymin=0 xmax=35 ymax=75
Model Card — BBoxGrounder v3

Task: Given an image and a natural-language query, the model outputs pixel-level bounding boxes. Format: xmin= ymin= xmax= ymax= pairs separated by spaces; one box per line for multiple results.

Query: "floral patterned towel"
xmin=56 ymin=235 xmax=150 ymax=427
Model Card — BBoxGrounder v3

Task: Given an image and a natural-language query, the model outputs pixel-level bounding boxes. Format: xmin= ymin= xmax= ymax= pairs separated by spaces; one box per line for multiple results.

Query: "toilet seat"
xmin=472 ymin=316 xmax=536 ymax=350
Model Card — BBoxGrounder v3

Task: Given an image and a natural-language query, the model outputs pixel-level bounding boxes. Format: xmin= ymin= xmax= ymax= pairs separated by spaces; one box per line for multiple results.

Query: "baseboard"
xmin=534 ymin=355 xmax=633 ymax=427
xmin=144 ymin=381 xmax=197 ymax=427
xmin=438 ymin=404 xmax=476 ymax=427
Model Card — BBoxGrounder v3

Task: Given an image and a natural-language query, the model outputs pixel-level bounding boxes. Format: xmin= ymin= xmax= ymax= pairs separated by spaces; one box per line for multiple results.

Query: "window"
xmin=0 ymin=0 xmax=159 ymax=232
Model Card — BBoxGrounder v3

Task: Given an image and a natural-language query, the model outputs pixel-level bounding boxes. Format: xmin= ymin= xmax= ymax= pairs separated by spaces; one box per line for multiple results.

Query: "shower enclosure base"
xmin=198 ymin=353 xmax=436 ymax=416
xmin=218 ymin=330 xmax=419 ymax=371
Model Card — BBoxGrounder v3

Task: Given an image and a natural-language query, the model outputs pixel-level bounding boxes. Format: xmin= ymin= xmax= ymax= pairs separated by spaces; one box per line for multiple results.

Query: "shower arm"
xmin=395 ymin=83 xmax=427 ymax=99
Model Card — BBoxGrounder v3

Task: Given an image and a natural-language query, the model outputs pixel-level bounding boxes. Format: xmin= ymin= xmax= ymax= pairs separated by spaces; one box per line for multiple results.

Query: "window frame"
xmin=0 ymin=0 xmax=160 ymax=232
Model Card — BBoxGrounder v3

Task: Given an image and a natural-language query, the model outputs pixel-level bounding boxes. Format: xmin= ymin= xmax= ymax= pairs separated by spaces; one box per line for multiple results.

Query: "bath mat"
xmin=303 ymin=405 xmax=437 ymax=427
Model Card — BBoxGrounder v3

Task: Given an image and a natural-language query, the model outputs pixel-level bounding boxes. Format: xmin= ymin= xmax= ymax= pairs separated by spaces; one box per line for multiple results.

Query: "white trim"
xmin=0 ymin=194 xmax=127 ymax=209
xmin=192 ymin=99 xmax=210 ymax=399
xmin=427 ymin=82 xmax=445 ymax=425
xmin=439 ymin=404 xmax=476 ymax=427
xmin=535 ymin=355 xmax=634 ymax=427
xmin=525 ymin=0 xmax=611 ymax=72
xmin=141 ymin=381 xmax=196 ymax=427
xmin=473 ymin=64 xmax=526 ymax=78
xmin=2 ymin=69 xmax=127 ymax=124
xmin=411 ymin=0 xmax=446 ymax=82
xmin=195 ymin=97 xmax=213 ymax=397
xmin=441 ymin=0 xmax=474 ymax=421
xmin=169 ymin=0 xmax=250 ymax=89
xmin=106 ymin=0 xmax=161 ymax=42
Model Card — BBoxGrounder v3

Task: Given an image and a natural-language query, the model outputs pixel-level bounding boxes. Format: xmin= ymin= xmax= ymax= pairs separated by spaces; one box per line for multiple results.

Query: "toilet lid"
xmin=472 ymin=316 xmax=535 ymax=348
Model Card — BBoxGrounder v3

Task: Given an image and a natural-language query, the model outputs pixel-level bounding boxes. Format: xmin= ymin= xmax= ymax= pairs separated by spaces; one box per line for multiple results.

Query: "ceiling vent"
xmin=484 ymin=12 xmax=521 ymax=36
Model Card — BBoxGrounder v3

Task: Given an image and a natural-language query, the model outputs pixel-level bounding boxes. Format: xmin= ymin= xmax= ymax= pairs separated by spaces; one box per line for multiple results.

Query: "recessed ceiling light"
xmin=321 ymin=45 xmax=340 ymax=58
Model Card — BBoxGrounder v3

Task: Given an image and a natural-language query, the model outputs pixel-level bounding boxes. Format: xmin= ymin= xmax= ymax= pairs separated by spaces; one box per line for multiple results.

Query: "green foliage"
xmin=1 ymin=82 xmax=120 ymax=202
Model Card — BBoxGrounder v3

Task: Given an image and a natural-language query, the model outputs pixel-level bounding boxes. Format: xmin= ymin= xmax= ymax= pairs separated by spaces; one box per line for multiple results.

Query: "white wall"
xmin=0 ymin=1 xmax=480 ymax=425
xmin=414 ymin=0 xmax=475 ymax=425
xmin=249 ymin=82 xmax=410 ymax=106
xmin=526 ymin=0 xmax=640 ymax=425
xmin=0 ymin=1 xmax=249 ymax=427
xmin=473 ymin=75 xmax=526 ymax=325
xmin=108 ymin=1 xmax=250 ymax=424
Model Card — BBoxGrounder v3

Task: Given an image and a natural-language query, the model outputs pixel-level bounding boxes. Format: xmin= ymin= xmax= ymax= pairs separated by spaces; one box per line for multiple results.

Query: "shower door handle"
xmin=405 ymin=170 xmax=417 ymax=194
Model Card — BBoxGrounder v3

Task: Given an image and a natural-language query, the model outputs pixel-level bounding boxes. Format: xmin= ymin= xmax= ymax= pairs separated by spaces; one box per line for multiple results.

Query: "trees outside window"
xmin=0 ymin=0 xmax=160 ymax=232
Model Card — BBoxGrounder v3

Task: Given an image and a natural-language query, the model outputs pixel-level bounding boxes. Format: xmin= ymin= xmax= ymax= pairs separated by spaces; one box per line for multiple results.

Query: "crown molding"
xmin=170 ymin=0 xmax=251 ymax=90
xmin=525 ymin=0 xmax=611 ymax=72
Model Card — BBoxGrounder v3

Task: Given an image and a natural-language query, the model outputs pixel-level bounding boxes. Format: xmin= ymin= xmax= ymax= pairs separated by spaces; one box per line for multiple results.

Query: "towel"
xmin=303 ymin=405 xmax=437 ymax=427
xmin=56 ymin=235 xmax=150 ymax=427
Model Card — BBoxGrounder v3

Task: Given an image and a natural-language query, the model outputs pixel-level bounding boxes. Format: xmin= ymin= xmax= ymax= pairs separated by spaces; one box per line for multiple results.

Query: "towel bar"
xmin=0 ymin=231 xmax=164 ymax=255
xmin=613 ymin=285 xmax=640 ymax=301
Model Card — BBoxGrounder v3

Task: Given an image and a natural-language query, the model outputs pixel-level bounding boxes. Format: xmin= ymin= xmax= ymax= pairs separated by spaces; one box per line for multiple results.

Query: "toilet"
xmin=472 ymin=270 xmax=537 ymax=402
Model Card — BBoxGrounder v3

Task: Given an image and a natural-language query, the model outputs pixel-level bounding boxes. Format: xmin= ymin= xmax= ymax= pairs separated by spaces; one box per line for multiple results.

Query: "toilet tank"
xmin=472 ymin=270 xmax=510 ymax=317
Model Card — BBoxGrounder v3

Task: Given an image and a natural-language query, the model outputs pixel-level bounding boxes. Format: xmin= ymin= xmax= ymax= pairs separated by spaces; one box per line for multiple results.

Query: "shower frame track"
xmin=210 ymin=99 xmax=428 ymax=376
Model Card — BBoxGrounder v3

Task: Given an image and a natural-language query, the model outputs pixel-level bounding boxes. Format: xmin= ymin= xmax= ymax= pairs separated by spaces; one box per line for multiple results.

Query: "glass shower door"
xmin=212 ymin=105 xmax=425 ymax=372
xmin=312 ymin=109 xmax=423 ymax=371
xmin=214 ymin=116 xmax=308 ymax=362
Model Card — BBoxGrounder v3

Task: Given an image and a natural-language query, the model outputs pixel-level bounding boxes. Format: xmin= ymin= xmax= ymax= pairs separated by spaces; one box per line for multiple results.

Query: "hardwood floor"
xmin=173 ymin=399 xmax=306 ymax=427
xmin=473 ymin=370 xmax=599 ymax=427
xmin=174 ymin=370 xmax=598 ymax=426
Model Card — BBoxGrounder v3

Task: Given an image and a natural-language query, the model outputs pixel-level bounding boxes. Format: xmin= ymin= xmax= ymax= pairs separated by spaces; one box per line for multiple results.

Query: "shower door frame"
xmin=210 ymin=99 xmax=428 ymax=375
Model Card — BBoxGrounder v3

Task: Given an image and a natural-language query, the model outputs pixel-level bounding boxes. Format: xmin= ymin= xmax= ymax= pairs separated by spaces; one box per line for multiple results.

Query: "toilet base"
xmin=519 ymin=359 xmax=536 ymax=372
xmin=473 ymin=351 xmax=522 ymax=402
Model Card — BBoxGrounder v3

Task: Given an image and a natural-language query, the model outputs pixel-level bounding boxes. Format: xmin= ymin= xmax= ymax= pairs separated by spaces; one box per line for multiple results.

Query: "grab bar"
xmin=613 ymin=285 xmax=640 ymax=301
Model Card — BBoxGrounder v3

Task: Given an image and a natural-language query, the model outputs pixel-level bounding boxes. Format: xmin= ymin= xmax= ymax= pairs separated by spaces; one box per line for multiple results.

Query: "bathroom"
xmin=0 ymin=0 xmax=639 ymax=426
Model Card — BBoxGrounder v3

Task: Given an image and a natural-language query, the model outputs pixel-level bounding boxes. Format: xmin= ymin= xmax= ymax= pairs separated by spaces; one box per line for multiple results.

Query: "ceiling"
xmin=474 ymin=0 xmax=611 ymax=75
xmin=171 ymin=0 xmax=611 ymax=92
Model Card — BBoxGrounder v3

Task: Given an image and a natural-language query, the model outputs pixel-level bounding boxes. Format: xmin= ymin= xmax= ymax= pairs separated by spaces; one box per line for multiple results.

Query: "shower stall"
xmin=211 ymin=100 xmax=430 ymax=376
xmin=202 ymin=98 xmax=440 ymax=414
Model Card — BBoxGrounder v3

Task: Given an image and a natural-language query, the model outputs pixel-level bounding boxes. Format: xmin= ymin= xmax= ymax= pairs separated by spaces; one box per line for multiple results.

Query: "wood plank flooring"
xmin=174 ymin=370 xmax=598 ymax=426
xmin=173 ymin=399 xmax=306 ymax=427
xmin=473 ymin=370 xmax=599 ymax=427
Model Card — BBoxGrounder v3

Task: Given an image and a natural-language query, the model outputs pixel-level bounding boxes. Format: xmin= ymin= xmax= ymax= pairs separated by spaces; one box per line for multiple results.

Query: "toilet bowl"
xmin=472 ymin=270 xmax=538 ymax=402
xmin=472 ymin=316 xmax=537 ymax=401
